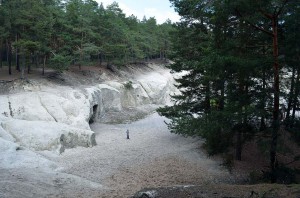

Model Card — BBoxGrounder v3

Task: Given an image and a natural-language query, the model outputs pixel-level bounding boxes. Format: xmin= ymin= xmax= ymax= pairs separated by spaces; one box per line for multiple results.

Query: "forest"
xmin=158 ymin=0 xmax=300 ymax=183
xmin=0 ymin=0 xmax=173 ymax=77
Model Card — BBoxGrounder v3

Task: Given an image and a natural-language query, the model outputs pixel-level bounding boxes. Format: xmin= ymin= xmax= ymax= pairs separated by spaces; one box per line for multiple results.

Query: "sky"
xmin=95 ymin=0 xmax=180 ymax=24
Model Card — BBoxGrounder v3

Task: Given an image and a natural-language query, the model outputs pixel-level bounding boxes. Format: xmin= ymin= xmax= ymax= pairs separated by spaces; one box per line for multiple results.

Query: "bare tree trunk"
xmin=42 ymin=55 xmax=46 ymax=76
xmin=6 ymin=39 xmax=12 ymax=75
xmin=236 ymin=77 xmax=244 ymax=161
xmin=292 ymin=68 xmax=300 ymax=120
xmin=98 ymin=53 xmax=102 ymax=65
xmin=35 ymin=52 xmax=39 ymax=68
xmin=160 ymin=49 xmax=163 ymax=60
xmin=16 ymin=49 xmax=20 ymax=71
xmin=79 ymin=50 xmax=82 ymax=70
xmin=21 ymin=48 xmax=25 ymax=79
xmin=15 ymin=34 xmax=20 ymax=71
xmin=27 ymin=54 xmax=31 ymax=74
xmin=0 ymin=40 xmax=2 ymax=68
xmin=205 ymin=80 xmax=210 ymax=114
xmin=270 ymin=16 xmax=280 ymax=183
xmin=286 ymin=66 xmax=296 ymax=120
xmin=260 ymin=67 xmax=267 ymax=131
xmin=236 ymin=129 xmax=242 ymax=161
xmin=219 ymin=79 xmax=225 ymax=110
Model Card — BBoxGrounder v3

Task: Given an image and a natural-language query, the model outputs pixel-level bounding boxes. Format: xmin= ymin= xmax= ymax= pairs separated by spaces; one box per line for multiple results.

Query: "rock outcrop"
xmin=0 ymin=64 xmax=175 ymax=154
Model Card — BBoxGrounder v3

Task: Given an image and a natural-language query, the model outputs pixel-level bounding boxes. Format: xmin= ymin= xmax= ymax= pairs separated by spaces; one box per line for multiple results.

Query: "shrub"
xmin=124 ymin=81 xmax=133 ymax=90
xmin=49 ymin=54 xmax=70 ymax=73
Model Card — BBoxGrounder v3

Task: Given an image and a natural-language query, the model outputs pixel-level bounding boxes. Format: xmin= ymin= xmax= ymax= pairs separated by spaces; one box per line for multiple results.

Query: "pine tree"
xmin=158 ymin=0 xmax=293 ymax=182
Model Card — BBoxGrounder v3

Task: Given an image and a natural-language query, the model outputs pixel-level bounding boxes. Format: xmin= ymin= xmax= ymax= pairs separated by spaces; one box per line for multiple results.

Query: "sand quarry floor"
xmin=0 ymin=113 xmax=240 ymax=198
xmin=56 ymin=113 xmax=237 ymax=197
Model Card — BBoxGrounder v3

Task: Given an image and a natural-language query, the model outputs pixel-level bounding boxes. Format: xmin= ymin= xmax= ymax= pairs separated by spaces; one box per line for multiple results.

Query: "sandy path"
xmin=50 ymin=113 xmax=234 ymax=197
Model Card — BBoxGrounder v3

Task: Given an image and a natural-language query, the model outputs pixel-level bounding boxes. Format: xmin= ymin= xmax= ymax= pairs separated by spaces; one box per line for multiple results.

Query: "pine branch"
xmin=275 ymin=0 xmax=289 ymax=17
xmin=258 ymin=9 xmax=273 ymax=20
xmin=235 ymin=9 xmax=273 ymax=36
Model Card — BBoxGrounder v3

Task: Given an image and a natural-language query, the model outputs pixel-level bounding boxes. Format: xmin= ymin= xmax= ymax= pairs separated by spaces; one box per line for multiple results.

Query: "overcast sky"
xmin=95 ymin=0 xmax=180 ymax=24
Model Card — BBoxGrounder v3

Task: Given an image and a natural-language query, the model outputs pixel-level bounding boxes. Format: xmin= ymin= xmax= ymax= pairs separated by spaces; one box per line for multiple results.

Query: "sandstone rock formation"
xmin=0 ymin=64 xmax=175 ymax=155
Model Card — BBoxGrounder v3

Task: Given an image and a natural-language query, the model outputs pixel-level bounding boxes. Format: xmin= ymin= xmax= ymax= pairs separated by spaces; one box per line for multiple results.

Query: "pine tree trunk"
xmin=42 ymin=55 xmax=46 ymax=76
xmin=21 ymin=49 xmax=25 ymax=79
xmin=98 ymin=53 xmax=102 ymax=65
xmin=219 ymin=79 xmax=225 ymax=110
xmin=35 ymin=52 xmax=39 ymax=68
xmin=286 ymin=66 xmax=296 ymax=120
xmin=0 ymin=40 xmax=2 ymax=68
xmin=292 ymin=68 xmax=300 ymax=120
xmin=160 ymin=49 xmax=163 ymax=60
xmin=260 ymin=51 xmax=267 ymax=131
xmin=15 ymin=34 xmax=20 ymax=71
xmin=27 ymin=55 xmax=31 ymax=74
xmin=236 ymin=129 xmax=242 ymax=161
xmin=270 ymin=16 xmax=280 ymax=183
xmin=205 ymin=80 xmax=210 ymax=113
xmin=79 ymin=50 xmax=82 ymax=70
xmin=236 ymin=77 xmax=244 ymax=161
xmin=7 ymin=40 xmax=12 ymax=75
xmin=260 ymin=117 xmax=266 ymax=131
xmin=16 ymin=49 xmax=20 ymax=71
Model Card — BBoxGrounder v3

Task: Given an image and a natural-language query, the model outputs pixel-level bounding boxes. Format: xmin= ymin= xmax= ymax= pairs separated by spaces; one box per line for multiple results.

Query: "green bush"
xmin=124 ymin=81 xmax=133 ymax=89
xmin=49 ymin=54 xmax=70 ymax=73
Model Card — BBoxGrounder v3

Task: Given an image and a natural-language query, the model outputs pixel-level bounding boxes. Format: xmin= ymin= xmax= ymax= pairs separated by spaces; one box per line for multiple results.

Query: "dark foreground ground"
xmin=132 ymin=184 xmax=300 ymax=198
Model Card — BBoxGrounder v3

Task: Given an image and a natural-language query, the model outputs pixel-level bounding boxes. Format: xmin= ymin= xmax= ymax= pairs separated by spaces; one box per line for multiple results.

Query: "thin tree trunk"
xmin=27 ymin=54 xmax=31 ymax=74
xmin=260 ymin=67 xmax=267 ymax=131
xmin=160 ymin=49 xmax=163 ymax=60
xmin=6 ymin=40 xmax=8 ymax=62
xmin=205 ymin=80 xmax=210 ymax=114
xmin=35 ymin=52 xmax=39 ymax=68
xmin=21 ymin=49 xmax=25 ymax=79
xmin=286 ymin=66 xmax=296 ymax=120
xmin=98 ymin=53 xmax=101 ymax=65
xmin=79 ymin=50 xmax=82 ymax=70
xmin=270 ymin=16 xmax=280 ymax=183
xmin=236 ymin=129 xmax=242 ymax=161
xmin=42 ymin=55 xmax=46 ymax=76
xmin=16 ymin=49 xmax=20 ymax=71
xmin=219 ymin=79 xmax=225 ymax=110
xmin=7 ymin=40 xmax=12 ymax=75
xmin=0 ymin=40 xmax=2 ymax=68
xmin=292 ymin=68 xmax=300 ymax=120
xmin=15 ymin=34 xmax=20 ymax=71
xmin=236 ymin=77 xmax=244 ymax=161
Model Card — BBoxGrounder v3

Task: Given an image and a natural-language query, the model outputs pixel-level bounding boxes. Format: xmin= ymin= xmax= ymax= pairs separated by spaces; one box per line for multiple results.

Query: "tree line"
xmin=158 ymin=0 xmax=299 ymax=183
xmin=0 ymin=0 xmax=174 ymax=77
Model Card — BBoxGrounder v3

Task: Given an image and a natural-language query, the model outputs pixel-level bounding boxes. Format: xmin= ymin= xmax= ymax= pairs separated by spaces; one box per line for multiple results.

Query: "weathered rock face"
xmin=137 ymin=72 xmax=172 ymax=104
xmin=1 ymin=120 xmax=96 ymax=153
xmin=0 ymin=138 xmax=57 ymax=169
xmin=0 ymin=64 xmax=176 ymax=155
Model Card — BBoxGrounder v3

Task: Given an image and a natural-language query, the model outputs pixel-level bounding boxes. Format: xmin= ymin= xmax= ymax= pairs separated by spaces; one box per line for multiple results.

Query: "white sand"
xmin=50 ymin=113 xmax=234 ymax=197
xmin=0 ymin=113 xmax=234 ymax=198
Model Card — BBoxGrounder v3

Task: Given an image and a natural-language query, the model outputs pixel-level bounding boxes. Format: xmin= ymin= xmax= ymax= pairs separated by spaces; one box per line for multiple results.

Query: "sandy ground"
xmin=0 ymin=113 xmax=241 ymax=198
xmin=40 ymin=113 xmax=236 ymax=197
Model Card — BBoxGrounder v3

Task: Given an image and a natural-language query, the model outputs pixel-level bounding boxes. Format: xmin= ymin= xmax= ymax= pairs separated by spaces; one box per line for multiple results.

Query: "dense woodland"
xmin=158 ymin=0 xmax=300 ymax=183
xmin=0 ymin=0 xmax=173 ymax=76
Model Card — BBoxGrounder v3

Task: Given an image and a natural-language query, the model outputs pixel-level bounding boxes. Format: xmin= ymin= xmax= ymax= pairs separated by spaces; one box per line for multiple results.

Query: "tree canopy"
xmin=158 ymin=0 xmax=300 ymax=183
xmin=0 ymin=0 xmax=174 ymax=76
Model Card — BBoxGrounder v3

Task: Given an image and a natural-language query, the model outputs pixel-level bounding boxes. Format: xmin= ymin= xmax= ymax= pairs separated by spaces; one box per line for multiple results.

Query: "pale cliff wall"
xmin=0 ymin=65 xmax=176 ymax=154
